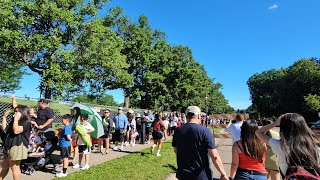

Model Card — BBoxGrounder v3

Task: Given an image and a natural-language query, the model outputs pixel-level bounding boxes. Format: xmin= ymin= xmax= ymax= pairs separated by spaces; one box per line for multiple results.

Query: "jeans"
xmin=234 ymin=169 xmax=267 ymax=180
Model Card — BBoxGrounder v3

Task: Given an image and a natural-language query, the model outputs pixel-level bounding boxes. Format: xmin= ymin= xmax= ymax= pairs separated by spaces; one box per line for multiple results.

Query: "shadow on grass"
xmin=163 ymin=164 xmax=177 ymax=172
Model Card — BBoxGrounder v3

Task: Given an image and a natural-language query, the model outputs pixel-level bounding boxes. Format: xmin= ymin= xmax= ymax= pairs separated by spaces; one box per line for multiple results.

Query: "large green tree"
xmin=248 ymin=58 xmax=320 ymax=121
xmin=0 ymin=0 xmax=129 ymax=99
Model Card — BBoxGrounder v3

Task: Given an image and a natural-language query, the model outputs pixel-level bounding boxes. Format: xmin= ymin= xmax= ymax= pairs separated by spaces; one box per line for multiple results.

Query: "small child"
xmin=72 ymin=114 xmax=95 ymax=170
xmin=28 ymin=129 xmax=42 ymax=152
xmin=56 ymin=114 xmax=72 ymax=177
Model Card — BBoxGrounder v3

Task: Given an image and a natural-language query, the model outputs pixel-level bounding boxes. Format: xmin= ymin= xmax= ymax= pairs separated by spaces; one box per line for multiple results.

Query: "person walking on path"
xmin=225 ymin=114 xmax=244 ymax=144
xmin=172 ymin=106 xmax=228 ymax=180
xmin=256 ymin=113 xmax=320 ymax=179
xmin=112 ymin=107 xmax=128 ymax=151
xmin=230 ymin=120 xmax=267 ymax=180
xmin=150 ymin=114 xmax=165 ymax=157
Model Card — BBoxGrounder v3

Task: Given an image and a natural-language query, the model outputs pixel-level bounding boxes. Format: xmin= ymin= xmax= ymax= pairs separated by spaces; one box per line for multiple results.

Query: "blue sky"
xmin=13 ymin=0 xmax=320 ymax=110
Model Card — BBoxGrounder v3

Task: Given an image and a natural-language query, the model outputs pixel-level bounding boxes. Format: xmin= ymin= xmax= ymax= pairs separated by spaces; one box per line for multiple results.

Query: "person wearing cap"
xmin=36 ymin=99 xmax=54 ymax=131
xmin=126 ymin=109 xmax=136 ymax=147
xmin=172 ymin=106 xmax=228 ymax=180
xmin=112 ymin=107 xmax=128 ymax=151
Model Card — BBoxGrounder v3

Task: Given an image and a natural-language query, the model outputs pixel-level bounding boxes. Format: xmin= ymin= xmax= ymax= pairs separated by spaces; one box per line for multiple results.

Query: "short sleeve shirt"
xmin=225 ymin=121 xmax=243 ymax=144
xmin=77 ymin=122 xmax=94 ymax=145
xmin=36 ymin=107 xmax=54 ymax=130
xmin=146 ymin=114 xmax=155 ymax=127
xmin=59 ymin=125 xmax=72 ymax=148
xmin=4 ymin=120 xmax=31 ymax=151
xmin=172 ymin=123 xmax=215 ymax=180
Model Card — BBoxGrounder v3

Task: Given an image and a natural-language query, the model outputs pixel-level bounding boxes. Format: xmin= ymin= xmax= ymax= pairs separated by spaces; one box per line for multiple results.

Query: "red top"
xmin=238 ymin=152 xmax=267 ymax=173
xmin=177 ymin=121 xmax=181 ymax=127
xmin=153 ymin=122 xmax=161 ymax=131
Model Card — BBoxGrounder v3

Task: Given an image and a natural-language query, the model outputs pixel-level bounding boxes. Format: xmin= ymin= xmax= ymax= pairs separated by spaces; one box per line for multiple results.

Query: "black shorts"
xmin=78 ymin=145 xmax=91 ymax=154
xmin=146 ymin=127 xmax=153 ymax=135
xmin=114 ymin=129 xmax=125 ymax=142
xmin=171 ymin=126 xmax=176 ymax=131
xmin=99 ymin=133 xmax=110 ymax=139
xmin=152 ymin=131 xmax=163 ymax=140
xmin=60 ymin=146 xmax=71 ymax=158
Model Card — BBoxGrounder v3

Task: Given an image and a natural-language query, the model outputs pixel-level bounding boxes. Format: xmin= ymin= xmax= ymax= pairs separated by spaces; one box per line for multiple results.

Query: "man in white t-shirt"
xmin=225 ymin=114 xmax=244 ymax=144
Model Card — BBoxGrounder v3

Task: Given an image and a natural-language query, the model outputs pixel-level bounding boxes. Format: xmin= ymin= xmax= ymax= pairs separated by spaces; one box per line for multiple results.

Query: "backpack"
xmin=281 ymin=166 xmax=320 ymax=180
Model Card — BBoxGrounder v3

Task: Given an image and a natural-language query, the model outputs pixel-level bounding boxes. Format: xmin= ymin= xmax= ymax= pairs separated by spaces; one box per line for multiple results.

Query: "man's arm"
xmin=38 ymin=118 xmax=53 ymax=129
xmin=208 ymin=149 xmax=228 ymax=180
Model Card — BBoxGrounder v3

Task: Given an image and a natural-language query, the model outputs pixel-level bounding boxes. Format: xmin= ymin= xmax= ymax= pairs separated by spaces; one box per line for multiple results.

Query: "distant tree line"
xmin=0 ymin=1 xmax=233 ymax=112
xmin=247 ymin=58 xmax=320 ymax=122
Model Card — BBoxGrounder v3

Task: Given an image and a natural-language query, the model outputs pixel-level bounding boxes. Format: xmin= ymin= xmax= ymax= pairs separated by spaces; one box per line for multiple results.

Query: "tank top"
xmin=153 ymin=121 xmax=161 ymax=131
xmin=237 ymin=141 xmax=267 ymax=173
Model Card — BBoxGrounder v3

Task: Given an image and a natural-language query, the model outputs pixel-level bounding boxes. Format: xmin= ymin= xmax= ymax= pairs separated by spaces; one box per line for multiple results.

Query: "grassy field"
xmin=60 ymin=141 xmax=177 ymax=180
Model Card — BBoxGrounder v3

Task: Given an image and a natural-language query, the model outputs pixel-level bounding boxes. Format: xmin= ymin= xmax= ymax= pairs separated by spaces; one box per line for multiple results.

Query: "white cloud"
xmin=268 ymin=4 xmax=279 ymax=10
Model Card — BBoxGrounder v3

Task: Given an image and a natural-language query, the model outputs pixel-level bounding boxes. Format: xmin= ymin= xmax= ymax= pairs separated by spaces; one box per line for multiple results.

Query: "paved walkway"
xmin=0 ymin=142 xmax=155 ymax=180
xmin=166 ymin=138 xmax=233 ymax=180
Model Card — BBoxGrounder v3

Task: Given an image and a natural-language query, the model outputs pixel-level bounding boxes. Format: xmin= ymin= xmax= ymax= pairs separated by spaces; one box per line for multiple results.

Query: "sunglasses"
xmin=104 ymin=112 xmax=110 ymax=114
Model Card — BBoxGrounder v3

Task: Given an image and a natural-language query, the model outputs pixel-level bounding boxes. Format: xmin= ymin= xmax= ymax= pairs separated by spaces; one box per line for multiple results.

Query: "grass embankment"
xmin=61 ymin=141 xmax=177 ymax=180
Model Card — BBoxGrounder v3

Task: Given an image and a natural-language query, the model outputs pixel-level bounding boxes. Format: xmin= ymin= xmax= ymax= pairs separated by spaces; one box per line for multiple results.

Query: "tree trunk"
xmin=124 ymin=87 xmax=130 ymax=108
xmin=44 ymin=86 xmax=52 ymax=99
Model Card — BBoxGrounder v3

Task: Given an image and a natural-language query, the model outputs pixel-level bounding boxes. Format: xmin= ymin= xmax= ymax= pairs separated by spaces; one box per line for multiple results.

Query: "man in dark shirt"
xmin=172 ymin=106 xmax=228 ymax=180
xmin=36 ymin=99 xmax=54 ymax=131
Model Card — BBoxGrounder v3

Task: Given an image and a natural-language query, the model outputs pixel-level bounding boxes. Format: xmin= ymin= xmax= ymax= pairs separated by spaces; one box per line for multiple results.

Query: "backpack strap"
xmin=236 ymin=141 xmax=243 ymax=152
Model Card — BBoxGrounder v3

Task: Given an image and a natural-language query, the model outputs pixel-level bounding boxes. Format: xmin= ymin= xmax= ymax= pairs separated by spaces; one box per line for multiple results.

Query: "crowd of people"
xmin=173 ymin=106 xmax=320 ymax=180
xmin=1 ymin=95 xmax=319 ymax=180
xmin=0 ymin=95 xmax=190 ymax=179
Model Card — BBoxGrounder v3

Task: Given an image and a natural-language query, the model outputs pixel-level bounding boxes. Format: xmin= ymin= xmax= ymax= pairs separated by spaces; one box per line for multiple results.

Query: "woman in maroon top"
xmin=230 ymin=120 xmax=267 ymax=180
xmin=150 ymin=114 xmax=166 ymax=157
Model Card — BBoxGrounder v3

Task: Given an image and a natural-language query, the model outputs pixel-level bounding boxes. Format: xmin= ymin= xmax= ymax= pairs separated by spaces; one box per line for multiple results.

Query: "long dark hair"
xmin=73 ymin=107 xmax=81 ymax=119
xmin=16 ymin=105 xmax=31 ymax=123
xmin=241 ymin=120 xmax=265 ymax=163
xmin=280 ymin=113 xmax=320 ymax=174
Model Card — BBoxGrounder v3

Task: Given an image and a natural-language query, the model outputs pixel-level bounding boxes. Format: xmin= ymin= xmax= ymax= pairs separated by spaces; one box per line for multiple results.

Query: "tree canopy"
xmin=0 ymin=2 xmax=232 ymax=112
xmin=247 ymin=58 xmax=320 ymax=121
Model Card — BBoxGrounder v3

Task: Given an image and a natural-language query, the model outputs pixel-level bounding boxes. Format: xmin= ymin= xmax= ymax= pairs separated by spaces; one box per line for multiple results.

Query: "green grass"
xmin=60 ymin=141 xmax=177 ymax=180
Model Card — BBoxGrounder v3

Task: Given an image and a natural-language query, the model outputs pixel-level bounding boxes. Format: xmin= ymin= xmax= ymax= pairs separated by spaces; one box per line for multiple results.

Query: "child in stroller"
xmin=20 ymin=135 xmax=61 ymax=175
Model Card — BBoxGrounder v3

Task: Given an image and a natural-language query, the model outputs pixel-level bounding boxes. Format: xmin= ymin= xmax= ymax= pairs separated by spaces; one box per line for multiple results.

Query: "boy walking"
xmin=73 ymin=114 xmax=95 ymax=170
xmin=56 ymin=114 xmax=72 ymax=177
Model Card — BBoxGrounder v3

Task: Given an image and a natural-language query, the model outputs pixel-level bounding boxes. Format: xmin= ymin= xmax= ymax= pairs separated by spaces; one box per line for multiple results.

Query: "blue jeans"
xmin=234 ymin=169 xmax=267 ymax=180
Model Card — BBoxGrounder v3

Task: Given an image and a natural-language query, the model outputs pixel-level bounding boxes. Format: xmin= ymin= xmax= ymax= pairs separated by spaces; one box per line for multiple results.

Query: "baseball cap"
xmin=185 ymin=106 xmax=201 ymax=115
xmin=128 ymin=109 xmax=134 ymax=114
xmin=118 ymin=107 xmax=123 ymax=110
xmin=136 ymin=113 xmax=141 ymax=118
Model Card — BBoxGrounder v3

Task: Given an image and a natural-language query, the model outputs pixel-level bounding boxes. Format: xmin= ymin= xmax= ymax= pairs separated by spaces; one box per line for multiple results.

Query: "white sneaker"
xmin=131 ymin=143 xmax=135 ymax=147
xmin=147 ymin=141 xmax=150 ymax=144
xmin=56 ymin=172 xmax=68 ymax=177
xmin=72 ymin=163 xmax=81 ymax=169
xmin=80 ymin=164 xmax=89 ymax=170
xmin=113 ymin=146 xmax=119 ymax=151
xmin=156 ymin=153 xmax=161 ymax=157
xmin=125 ymin=141 xmax=129 ymax=146
xmin=119 ymin=146 xmax=124 ymax=151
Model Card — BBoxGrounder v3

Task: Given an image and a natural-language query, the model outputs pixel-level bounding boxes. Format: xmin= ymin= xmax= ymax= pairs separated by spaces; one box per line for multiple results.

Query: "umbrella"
xmin=71 ymin=103 xmax=104 ymax=139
